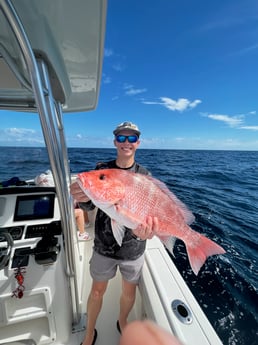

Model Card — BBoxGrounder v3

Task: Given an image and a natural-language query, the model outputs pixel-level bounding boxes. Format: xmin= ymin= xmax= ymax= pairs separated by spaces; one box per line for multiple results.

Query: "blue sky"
xmin=1 ymin=0 xmax=258 ymax=150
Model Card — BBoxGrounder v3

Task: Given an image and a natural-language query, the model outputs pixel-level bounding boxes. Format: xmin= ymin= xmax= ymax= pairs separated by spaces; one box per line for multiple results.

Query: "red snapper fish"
xmin=76 ymin=169 xmax=225 ymax=275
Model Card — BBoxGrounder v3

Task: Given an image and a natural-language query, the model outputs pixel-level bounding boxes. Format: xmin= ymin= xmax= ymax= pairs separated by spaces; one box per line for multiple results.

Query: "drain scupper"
xmin=171 ymin=299 xmax=193 ymax=324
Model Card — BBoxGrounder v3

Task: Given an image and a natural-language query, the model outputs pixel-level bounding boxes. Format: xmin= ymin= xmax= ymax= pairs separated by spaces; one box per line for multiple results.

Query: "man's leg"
xmin=75 ymin=208 xmax=84 ymax=234
xmin=118 ymin=278 xmax=137 ymax=331
xmin=82 ymin=280 xmax=108 ymax=345
xmin=83 ymin=210 xmax=90 ymax=225
xmin=118 ymin=254 xmax=145 ymax=332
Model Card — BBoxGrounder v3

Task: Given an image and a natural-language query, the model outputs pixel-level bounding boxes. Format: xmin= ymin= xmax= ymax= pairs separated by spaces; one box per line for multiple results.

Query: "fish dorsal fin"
xmin=111 ymin=219 xmax=126 ymax=246
xmin=142 ymin=174 xmax=195 ymax=225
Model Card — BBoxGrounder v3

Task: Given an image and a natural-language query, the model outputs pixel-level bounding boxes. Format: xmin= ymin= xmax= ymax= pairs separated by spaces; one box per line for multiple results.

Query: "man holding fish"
xmin=71 ymin=121 xmax=159 ymax=345
xmin=70 ymin=121 xmax=225 ymax=345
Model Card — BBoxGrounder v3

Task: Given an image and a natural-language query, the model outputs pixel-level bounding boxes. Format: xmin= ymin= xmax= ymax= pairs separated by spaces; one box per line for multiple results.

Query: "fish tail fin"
xmin=185 ymin=232 xmax=225 ymax=275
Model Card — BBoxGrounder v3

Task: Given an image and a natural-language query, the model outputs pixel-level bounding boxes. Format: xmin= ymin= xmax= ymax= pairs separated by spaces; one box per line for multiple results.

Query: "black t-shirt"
xmin=80 ymin=160 xmax=150 ymax=260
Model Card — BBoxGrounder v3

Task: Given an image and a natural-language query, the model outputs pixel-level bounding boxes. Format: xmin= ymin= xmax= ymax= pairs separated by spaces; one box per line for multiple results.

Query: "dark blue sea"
xmin=0 ymin=147 xmax=257 ymax=344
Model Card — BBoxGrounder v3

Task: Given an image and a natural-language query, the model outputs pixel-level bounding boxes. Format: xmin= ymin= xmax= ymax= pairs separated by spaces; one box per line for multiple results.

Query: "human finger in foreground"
xmin=119 ymin=321 xmax=183 ymax=345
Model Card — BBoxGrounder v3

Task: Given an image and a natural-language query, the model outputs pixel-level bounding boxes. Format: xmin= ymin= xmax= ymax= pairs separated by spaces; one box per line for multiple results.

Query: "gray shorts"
xmin=90 ymin=251 xmax=145 ymax=284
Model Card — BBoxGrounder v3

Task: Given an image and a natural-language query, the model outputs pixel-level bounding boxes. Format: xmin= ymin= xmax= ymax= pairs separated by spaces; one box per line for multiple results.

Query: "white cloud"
xmin=233 ymin=43 xmax=258 ymax=56
xmin=139 ymin=135 xmax=258 ymax=150
xmin=166 ymin=97 xmax=201 ymax=111
xmin=125 ymin=88 xmax=147 ymax=96
xmin=123 ymin=84 xmax=147 ymax=96
xmin=205 ymin=112 xmax=258 ymax=131
xmin=207 ymin=114 xmax=244 ymax=127
xmin=143 ymin=97 xmax=202 ymax=112
xmin=0 ymin=127 xmax=44 ymax=145
xmin=104 ymin=48 xmax=113 ymax=57
xmin=240 ymin=126 xmax=258 ymax=131
xmin=6 ymin=128 xmax=36 ymax=136
xmin=102 ymin=73 xmax=111 ymax=84
xmin=123 ymin=84 xmax=133 ymax=90
xmin=175 ymin=137 xmax=185 ymax=142
xmin=112 ymin=63 xmax=125 ymax=72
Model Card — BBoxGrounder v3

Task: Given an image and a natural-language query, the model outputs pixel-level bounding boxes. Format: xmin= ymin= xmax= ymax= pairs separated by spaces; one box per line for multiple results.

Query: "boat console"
xmin=0 ymin=187 xmax=61 ymax=268
xmin=0 ymin=186 xmax=69 ymax=344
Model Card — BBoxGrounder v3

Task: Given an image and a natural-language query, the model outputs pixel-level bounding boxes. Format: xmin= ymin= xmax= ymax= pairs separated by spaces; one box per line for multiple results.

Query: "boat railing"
xmin=0 ymin=0 xmax=81 ymax=324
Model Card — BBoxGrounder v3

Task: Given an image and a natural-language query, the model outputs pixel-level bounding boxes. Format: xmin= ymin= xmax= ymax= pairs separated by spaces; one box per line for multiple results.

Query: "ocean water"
xmin=0 ymin=147 xmax=257 ymax=344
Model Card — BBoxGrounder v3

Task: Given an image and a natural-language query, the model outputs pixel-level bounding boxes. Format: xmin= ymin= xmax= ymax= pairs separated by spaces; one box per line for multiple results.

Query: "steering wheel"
xmin=0 ymin=232 xmax=13 ymax=270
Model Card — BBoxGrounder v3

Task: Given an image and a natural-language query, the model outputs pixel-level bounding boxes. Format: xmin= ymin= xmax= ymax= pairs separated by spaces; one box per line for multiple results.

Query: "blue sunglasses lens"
xmin=116 ymin=135 xmax=138 ymax=143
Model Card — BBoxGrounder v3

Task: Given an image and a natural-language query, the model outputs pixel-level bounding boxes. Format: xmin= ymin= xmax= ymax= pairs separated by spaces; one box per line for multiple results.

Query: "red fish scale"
xmin=122 ymin=172 xmax=188 ymax=237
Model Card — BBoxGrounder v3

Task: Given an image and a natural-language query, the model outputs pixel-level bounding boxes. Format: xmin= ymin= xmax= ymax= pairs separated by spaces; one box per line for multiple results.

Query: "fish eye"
xmin=99 ymin=174 xmax=106 ymax=180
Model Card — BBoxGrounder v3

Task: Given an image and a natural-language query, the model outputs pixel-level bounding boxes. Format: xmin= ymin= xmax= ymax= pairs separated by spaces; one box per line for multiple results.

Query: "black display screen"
xmin=14 ymin=194 xmax=55 ymax=221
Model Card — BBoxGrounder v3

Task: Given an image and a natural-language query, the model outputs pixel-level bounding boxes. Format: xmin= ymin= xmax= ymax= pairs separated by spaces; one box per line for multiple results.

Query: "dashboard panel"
xmin=0 ymin=187 xmax=61 ymax=240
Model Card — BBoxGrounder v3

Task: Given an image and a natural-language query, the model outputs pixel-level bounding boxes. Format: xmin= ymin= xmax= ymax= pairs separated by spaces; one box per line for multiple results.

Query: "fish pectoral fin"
xmin=111 ymin=219 xmax=126 ymax=246
xmin=114 ymin=203 xmax=140 ymax=229
xmin=158 ymin=235 xmax=177 ymax=257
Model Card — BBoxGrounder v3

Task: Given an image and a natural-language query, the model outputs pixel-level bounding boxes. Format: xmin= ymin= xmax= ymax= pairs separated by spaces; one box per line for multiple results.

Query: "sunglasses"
xmin=115 ymin=135 xmax=139 ymax=143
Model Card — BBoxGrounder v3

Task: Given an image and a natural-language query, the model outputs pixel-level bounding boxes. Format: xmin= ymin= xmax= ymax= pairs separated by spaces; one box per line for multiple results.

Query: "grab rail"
xmin=0 ymin=0 xmax=80 ymax=324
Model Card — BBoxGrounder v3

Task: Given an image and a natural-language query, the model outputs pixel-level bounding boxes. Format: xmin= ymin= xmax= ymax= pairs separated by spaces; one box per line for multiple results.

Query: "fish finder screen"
xmin=14 ymin=194 xmax=55 ymax=221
